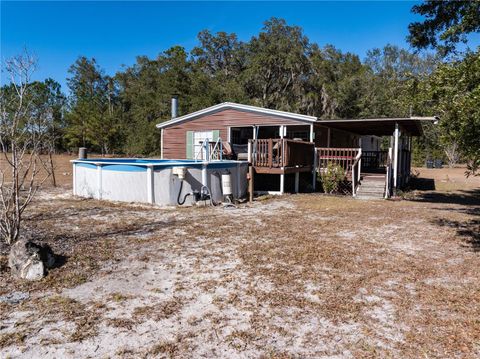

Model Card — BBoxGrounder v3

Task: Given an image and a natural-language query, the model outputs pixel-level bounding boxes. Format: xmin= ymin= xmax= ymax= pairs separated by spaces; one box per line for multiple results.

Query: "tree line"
xmin=2 ymin=5 xmax=479 ymax=171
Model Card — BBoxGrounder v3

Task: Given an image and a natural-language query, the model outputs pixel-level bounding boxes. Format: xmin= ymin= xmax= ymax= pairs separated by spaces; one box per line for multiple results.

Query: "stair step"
xmin=356 ymin=195 xmax=384 ymax=200
xmin=357 ymin=188 xmax=384 ymax=193
xmin=357 ymin=191 xmax=384 ymax=194
xmin=358 ymin=185 xmax=384 ymax=190
xmin=358 ymin=185 xmax=385 ymax=190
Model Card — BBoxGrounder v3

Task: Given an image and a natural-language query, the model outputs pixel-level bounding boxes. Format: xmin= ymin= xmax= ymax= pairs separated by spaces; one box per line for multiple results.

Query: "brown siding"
xmin=162 ymin=109 xmax=307 ymax=159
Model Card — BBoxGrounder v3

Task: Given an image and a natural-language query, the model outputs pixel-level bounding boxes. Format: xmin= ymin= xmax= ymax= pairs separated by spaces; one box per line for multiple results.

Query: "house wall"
xmin=162 ymin=108 xmax=306 ymax=159
xmin=314 ymin=124 xmax=329 ymax=147
xmin=361 ymin=136 xmax=382 ymax=151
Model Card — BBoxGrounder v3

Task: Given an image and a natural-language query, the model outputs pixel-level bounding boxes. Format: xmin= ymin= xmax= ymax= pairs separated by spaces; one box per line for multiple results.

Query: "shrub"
xmin=320 ymin=163 xmax=346 ymax=194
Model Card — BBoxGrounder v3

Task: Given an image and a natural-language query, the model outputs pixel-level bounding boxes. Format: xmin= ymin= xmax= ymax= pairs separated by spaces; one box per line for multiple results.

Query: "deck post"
xmin=312 ymin=148 xmax=317 ymax=191
xmin=248 ymin=141 xmax=254 ymax=202
xmin=280 ymin=173 xmax=285 ymax=195
xmin=294 ymin=172 xmax=300 ymax=193
xmin=147 ymin=164 xmax=154 ymax=204
xmin=393 ymin=122 xmax=399 ymax=192
xmin=309 ymin=124 xmax=314 ymax=143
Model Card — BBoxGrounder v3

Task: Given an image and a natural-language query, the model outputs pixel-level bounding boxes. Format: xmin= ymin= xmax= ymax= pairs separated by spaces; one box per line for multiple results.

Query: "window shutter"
xmin=186 ymin=131 xmax=193 ymax=159
xmin=212 ymin=130 xmax=220 ymax=142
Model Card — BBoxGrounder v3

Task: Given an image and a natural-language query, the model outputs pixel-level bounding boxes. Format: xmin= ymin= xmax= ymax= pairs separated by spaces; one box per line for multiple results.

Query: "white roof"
xmin=156 ymin=102 xmax=318 ymax=129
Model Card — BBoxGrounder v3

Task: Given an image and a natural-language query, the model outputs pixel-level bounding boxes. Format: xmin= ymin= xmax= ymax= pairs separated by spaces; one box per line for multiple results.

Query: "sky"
xmin=0 ymin=1 xmax=443 ymax=91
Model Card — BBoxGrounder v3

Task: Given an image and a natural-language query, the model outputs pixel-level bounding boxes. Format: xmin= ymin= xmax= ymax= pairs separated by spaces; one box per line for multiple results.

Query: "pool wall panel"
xmin=101 ymin=170 xmax=148 ymax=203
xmin=73 ymin=160 xmax=248 ymax=206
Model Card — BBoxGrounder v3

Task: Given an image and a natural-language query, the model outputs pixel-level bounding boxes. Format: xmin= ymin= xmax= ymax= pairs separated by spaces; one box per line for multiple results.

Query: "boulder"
xmin=8 ymin=239 xmax=55 ymax=281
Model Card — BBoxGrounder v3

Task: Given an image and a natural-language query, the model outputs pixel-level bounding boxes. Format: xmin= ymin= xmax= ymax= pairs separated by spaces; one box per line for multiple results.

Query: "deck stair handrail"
xmin=351 ymin=149 xmax=362 ymax=196
xmin=316 ymin=147 xmax=361 ymax=178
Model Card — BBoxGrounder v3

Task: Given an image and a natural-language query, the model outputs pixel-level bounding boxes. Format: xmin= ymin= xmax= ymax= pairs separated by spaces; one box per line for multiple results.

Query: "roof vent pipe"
xmin=171 ymin=95 xmax=178 ymax=119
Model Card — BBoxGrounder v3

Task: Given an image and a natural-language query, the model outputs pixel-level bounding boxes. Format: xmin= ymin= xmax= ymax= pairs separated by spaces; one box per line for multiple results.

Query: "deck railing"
xmin=362 ymin=150 xmax=388 ymax=169
xmin=249 ymin=139 xmax=314 ymax=168
xmin=316 ymin=147 xmax=361 ymax=177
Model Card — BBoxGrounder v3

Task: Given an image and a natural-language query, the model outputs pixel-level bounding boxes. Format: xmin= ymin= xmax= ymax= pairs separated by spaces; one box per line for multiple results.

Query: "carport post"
xmin=280 ymin=173 xmax=285 ymax=195
xmin=393 ymin=122 xmax=399 ymax=191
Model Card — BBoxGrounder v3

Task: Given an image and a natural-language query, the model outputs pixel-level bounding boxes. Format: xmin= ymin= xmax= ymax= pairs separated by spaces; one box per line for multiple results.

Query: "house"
xmin=156 ymin=101 xmax=437 ymax=198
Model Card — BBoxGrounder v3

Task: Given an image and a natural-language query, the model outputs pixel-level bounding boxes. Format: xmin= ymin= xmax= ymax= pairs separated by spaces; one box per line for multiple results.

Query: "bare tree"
xmin=0 ymin=51 xmax=51 ymax=245
xmin=443 ymin=140 xmax=460 ymax=168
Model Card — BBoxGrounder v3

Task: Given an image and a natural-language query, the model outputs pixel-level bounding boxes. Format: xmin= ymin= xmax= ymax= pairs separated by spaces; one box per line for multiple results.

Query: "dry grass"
xmin=0 ymin=158 xmax=479 ymax=358
xmin=0 ymin=153 xmax=76 ymax=188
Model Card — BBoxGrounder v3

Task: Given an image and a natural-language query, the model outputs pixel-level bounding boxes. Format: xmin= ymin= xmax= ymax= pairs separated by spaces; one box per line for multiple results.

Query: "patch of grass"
xmin=149 ymin=340 xmax=178 ymax=357
xmin=108 ymin=292 xmax=130 ymax=303
xmin=133 ymin=298 xmax=183 ymax=322
xmin=22 ymin=295 xmax=105 ymax=343
xmin=106 ymin=317 xmax=135 ymax=330
xmin=0 ymin=331 xmax=28 ymax=349
xmin=259 ymin=351 xmax=294 ymax=359
xmin=225 ymin=330 xmax=256 ymax=350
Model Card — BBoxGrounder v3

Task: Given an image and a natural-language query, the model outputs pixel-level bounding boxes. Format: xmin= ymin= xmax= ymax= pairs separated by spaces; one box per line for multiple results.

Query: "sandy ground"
xmin=0 ymin=161 xmax=479 ymax=358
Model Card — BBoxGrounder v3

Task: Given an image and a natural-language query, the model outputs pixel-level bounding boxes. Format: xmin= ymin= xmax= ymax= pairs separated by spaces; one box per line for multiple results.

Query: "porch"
xmin=247 ymin=136 xmax=412 ymax=198
xmin=230 ymin=117 xmax=433 ymax=198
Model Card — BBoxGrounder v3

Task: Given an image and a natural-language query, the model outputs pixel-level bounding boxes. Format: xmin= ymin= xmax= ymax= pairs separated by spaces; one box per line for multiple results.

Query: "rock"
xmin=8 ymin=239 xmax=56 ymax=281
xmin=0 ymin=291 xmax=30 ymax=305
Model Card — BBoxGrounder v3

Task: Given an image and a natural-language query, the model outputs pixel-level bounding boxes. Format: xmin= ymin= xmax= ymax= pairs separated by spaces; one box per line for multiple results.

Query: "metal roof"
xmin=317 ymin=116 xmax=439 ymax=136
xmin=156 ymin=102 xmax=318 ymax=129
xmin=155 ymin=101 xmax=438 ymax=136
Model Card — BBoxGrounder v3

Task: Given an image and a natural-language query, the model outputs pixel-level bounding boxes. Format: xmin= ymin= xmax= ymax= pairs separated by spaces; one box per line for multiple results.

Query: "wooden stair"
xmin=356 ymin=174 xmax=385 ymax=200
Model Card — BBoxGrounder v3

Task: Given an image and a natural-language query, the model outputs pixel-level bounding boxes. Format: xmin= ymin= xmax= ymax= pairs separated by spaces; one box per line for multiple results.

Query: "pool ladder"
xmin=195 ymin=137 xmax=223 ymax=162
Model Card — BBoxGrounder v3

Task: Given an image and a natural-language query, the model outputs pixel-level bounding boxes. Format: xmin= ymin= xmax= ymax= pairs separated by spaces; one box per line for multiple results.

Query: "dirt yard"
xmin=0 ymin=156 xmax=479 ymax=358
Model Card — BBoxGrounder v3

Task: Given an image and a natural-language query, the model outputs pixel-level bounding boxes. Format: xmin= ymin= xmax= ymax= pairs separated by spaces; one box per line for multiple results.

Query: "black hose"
xmin=177 ymin=180 xmax=191 ymax=205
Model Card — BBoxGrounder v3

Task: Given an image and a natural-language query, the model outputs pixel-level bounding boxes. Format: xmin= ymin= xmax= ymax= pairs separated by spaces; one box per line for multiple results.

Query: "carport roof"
xmin=317 ymin=117 xmax=438 ymax=136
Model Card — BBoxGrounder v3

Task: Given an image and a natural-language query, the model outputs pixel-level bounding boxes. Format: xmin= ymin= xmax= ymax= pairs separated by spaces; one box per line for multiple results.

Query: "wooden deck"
xmin=250 ymin=139 xmax=314 ymax=175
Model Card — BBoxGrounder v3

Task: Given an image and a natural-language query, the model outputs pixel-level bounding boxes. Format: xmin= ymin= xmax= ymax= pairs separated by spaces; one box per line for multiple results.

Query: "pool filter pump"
xmin=174 ymin=166 xmax=212 ymax=205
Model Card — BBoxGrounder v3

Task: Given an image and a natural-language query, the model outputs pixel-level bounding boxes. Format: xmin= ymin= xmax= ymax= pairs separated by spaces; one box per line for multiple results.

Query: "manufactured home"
xmin=156 ymin=100 xmax=437 ymax=199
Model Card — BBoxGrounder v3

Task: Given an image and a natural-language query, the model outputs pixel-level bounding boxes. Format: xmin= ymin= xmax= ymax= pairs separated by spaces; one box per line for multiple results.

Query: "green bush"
xmin=320 ymin=163 xmax=346 ymax=194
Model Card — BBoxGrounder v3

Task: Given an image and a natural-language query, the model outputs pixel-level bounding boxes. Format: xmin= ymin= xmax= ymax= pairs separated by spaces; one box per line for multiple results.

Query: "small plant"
xmin=320 ymin=163 xmax=346 ymax=194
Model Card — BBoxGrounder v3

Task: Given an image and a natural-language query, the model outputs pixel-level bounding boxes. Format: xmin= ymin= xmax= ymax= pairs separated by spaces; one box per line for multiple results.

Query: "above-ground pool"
xmin=72 ymin=158 xmax=248 ymax=206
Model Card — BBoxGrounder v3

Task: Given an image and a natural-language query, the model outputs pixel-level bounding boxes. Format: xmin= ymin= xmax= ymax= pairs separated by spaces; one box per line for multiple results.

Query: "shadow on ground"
xmin=407 ymin=177 xmax=436 ymax=191
xmin=410 ymin=188 xmax=480 ymax=252
xmin=413 ymin=188 xmax=480 ymax=206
